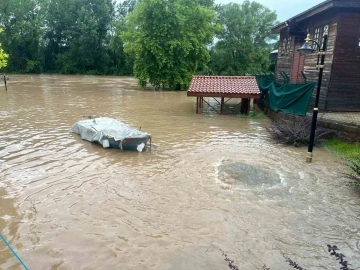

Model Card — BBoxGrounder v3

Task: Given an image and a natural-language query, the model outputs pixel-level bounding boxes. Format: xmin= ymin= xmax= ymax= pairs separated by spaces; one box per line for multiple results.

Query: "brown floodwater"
xmin=0 ymin=75 xmax=359 ymax=270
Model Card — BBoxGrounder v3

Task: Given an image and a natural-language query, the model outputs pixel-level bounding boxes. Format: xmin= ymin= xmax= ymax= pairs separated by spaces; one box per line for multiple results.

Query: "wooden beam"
xmin=202 ymin=98 xmax=221 ymax=114
xmin=220 ymin=97 xmax=224 ymax=114
xmin=196 ymin=97 xmax=199 ymax=114
xmin=224 ymin=98 xmax=232 ymax=104
xmin=213 ymin=98 xmax=221 ymax=106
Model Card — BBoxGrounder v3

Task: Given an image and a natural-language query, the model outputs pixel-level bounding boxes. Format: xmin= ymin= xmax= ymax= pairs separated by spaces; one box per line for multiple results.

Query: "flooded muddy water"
xmin=0 ymin=75 xmax=359 ymax=270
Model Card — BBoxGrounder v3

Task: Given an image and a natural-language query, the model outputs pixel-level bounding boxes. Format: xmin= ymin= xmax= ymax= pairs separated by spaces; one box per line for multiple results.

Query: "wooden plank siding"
xmin=275 ymin=29 xmax=295 ymax=82
xmin=302 ymin=17 xmax=338 ymax=110
xmin=327 ymin=11 xmax=360 ymax=111
xmin=291 ymin=39 xmax=306 ymax=84
xmin=272 ymin=1 xmax=360 ymax=112
xmin=275 ymin=16 xmax=338 ymax=110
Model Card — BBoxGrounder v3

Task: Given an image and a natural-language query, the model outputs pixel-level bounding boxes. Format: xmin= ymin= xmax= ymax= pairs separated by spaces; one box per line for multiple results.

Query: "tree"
xmin=121 ymin=0 xmax=219 ymax=90
xmin=108 ymin=0 xmax=137 ymax=75
xmin=0 ymin=0 xmax=46 ymax=73
xmin=117 ymin=0 xmax=137 ymax=18
xmin=0 ymin=28 xmax=9 ymax=69
xmin=209 ymin=1 xmax=278 ymax=75
xmin=44 ymin=0 xmax=114 ymax=74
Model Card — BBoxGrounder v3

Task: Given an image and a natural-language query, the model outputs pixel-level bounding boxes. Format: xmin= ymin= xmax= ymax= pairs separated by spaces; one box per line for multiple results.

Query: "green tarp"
xmin=256 ymin=76 xmax=316 ymax=116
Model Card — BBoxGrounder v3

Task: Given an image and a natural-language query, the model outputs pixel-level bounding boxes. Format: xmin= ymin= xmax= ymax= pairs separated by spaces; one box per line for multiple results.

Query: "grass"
xmin=324 ymin=139 xmax=360 ymax=189
xmin=323 ymin=139 xmax=360 ymax=159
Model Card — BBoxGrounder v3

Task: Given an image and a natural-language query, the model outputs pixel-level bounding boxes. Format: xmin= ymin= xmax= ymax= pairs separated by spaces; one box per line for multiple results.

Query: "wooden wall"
xmin=275 ymin=16 xmax=337 ymax=110
xmin=302 ymin=15 xmax=338 ymax=110
xmin=327 ymin=11 xmax=360 ymax=111
xmin=274 ymin=9 xmax=360 ymax=112
xmin=274 ymin=13 xmax=338 ymax=110
xmin=275 ymin=29 xmax=295 ymax=82
xmin=291 ymin=38 xmax=306 ymax=84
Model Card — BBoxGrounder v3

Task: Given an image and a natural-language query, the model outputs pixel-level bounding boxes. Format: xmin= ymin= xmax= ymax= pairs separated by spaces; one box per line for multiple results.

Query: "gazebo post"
xmin=240 ymin=98 xmax=250 ymax=114
xmin=220 ymin=97 xmax=224 ymax=114
xmin=196 ymin=97 xmax=199 ymax=114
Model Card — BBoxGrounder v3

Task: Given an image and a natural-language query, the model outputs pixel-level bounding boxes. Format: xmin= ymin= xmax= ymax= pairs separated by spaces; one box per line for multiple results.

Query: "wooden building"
xmin=272 ymin=0 xmax=360 ymax=111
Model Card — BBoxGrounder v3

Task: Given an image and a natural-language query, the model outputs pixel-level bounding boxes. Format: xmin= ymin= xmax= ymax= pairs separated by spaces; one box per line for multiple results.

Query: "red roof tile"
xmin=187 ymin=76 xmax=260 ymax=96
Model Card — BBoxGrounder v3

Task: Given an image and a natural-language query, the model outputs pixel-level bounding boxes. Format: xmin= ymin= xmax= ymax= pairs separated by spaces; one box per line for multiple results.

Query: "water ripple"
xmin=0 ymin=75 xmax=359 ymax=269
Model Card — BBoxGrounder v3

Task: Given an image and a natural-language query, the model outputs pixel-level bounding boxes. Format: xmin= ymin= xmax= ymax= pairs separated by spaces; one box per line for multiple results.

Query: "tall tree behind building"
xmin=209 ymin=1 xmax=278 ymax=75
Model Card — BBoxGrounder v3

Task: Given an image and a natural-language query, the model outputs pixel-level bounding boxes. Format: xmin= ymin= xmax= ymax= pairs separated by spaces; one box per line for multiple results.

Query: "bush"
xmin=344 ymin=157 xmax=360 ymax=189
xmin=266 ymin=115 xmax=333 ymax=146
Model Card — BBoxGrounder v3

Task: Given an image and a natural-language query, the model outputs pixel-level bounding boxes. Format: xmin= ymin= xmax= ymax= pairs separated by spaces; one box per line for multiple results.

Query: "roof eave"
xmin=272 ymin=22 xmax=289 ymax=33
xmin=294 ymin=1 xmax=334 ymax=23
xmin=271 ymin=0 xmax=334 ymax=33
xmin=333 ymin=0 xmax=360 ymax=8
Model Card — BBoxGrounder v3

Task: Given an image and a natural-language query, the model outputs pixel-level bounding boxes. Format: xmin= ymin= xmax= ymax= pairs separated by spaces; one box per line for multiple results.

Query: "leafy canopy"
xmin=107 ymin=0 xmax=138 ymax=76
xmin=121 ymin=0 xmax=219 ymax=90
xmin=0 ymin=0 xmax=45 ymax=73
xmin=0 ymin=28 xmax=8 ymax=69
xmin=44 ymin=0 xmax=114 ymax=74
xmin=209 ymin=1 xmax=278 ymax=75
xmin=0 ymin=0 xmax=279 ymax=78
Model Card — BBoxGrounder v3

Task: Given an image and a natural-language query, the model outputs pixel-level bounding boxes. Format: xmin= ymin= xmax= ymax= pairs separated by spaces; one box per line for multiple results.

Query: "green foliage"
xmin=209 ymin=1 xmax=278 ymax=75
xmin=117 ymin=0 xmax=137 ymax=18
xmin=0 ymin=0 xmax=45 ymax=73
xmin=121 ymin=0 xmax=219 ymax=90
xmin=324 ymin=139 xmax=360 ymax=189
xmin=0 ymin=0 xmax=280 ymax=79
xmin=344 ymin=157 xmax=360 ymax=189
xmin=44 ymin=0 xmax=114 ymax=74
xmin=0 ymin=28 xmax=8 ymax=69
xmin=108 ymin=1 xmax=137 ymax=76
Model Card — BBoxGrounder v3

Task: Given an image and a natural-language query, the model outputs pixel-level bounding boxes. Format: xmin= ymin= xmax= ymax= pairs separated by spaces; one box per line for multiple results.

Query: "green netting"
xmin=256 ymin=75 xmax=316 ymax=116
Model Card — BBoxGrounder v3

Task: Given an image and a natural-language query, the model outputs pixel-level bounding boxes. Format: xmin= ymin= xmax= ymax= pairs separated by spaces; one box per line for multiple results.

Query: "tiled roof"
xmin=187 ymin=76 xmax=260 ymax=96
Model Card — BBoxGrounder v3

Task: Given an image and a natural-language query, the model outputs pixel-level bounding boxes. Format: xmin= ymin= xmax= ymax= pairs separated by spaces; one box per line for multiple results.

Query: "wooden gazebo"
xmin=187 ymin=76 xmax=261 ymax=114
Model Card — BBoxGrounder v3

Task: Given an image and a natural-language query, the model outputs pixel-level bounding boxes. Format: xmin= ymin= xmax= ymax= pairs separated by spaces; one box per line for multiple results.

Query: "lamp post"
xmin=298 ymin=25 xmax=328 ymax=163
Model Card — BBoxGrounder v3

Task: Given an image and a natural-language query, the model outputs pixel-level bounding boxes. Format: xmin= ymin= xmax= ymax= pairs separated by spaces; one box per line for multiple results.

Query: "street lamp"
xmin=298 ymin=25 xmax=328 ymax=163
